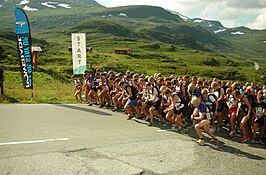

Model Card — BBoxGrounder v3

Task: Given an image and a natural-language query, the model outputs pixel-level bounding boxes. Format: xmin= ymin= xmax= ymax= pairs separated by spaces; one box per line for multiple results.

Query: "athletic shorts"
xmin=174 ymin=107 xmax=186 ymax=116
xmin=146 ymin=101 xmax=153 ymax=109
xmin=75 ymin=86 xmax=82 ymax=91
xmin=85 ymin=85 xmax=91 ymax=92
xmin=229 ymin=107 xmax=237 ymax=115
xmin=218 ymin=102 xmax=226 ymax=112
xmin=127 ymin=99 xmax=137 ymax=107
xmin=255 ymin=117 xmax=265 ymax=127
xmin=152 ymin=100 xmax=161 ymax=110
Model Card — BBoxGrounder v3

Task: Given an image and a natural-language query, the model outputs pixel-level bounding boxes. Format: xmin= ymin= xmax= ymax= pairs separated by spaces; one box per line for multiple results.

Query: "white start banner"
xmin=72 ymin=33 xmax=86 ymax=74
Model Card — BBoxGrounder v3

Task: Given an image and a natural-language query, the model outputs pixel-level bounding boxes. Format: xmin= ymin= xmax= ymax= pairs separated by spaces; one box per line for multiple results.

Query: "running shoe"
xmin=229 ymin=131 xmax=236 ymax=137
xmin=147 ymin=122 xmax=154 ymax=127
xmin=216 ymin=126 xmax=222 ymax=133
xmin=210 ymin=138 xmax=219 ymax=143
xmin=105 ymin=104 xmax=111 ymax=109
xmin=187 ymin=125 xmax=194 ymax=129
xmin=171 ymin=125 xmax=182 ymax=131
xmin=250 ymin=139 xmax=255 ymax=144
xmin=197 ymin=139 xmax=205 ymax=145
xmin=209 ymin=127 xmax=216 ymax=133
xmin=240 ymin=137 xmax=248 ymax=143
xmin=258 ymin=140 xmax=264 ymax=145
xmin=112 ymin=108 xmax=117 ymax=112
xmin=171 ymin=125 xmax=177 ymax=130
xmin=181 ymin=128 xmax=189 ymax=134
xmin=99 ymin=104 xmax=104 ymax=108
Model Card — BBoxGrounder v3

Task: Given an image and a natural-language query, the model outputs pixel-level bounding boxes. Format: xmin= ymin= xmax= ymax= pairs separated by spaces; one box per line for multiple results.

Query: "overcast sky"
xmin=96 ymin=0 xmax=266 ymax=29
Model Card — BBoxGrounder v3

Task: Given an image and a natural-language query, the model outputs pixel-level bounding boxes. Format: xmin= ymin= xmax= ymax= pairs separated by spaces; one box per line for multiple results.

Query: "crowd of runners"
xmin=72 ymin=70 xmax=266 ymax=145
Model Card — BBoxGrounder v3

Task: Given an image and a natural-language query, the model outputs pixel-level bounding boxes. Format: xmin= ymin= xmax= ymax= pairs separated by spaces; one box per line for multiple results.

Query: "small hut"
xmin=114 ymin=48 xmax=132 ymax=55
xmin=31 ymin=46 xmax=42 ymax=69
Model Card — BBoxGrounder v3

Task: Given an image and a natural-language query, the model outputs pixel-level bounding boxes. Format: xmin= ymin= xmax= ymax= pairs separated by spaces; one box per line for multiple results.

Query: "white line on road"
xmin=0 ymin=138 xmax=69 ymax=146
xmin=157 ymin=129 xmax=178 ymax=132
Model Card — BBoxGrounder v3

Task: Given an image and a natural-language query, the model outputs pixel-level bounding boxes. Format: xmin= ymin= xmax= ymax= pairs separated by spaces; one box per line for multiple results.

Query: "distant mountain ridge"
xmin=0 ymin=0 xmax=265 ymax=66
xmin=0 ymin=0 xmax=103 ymax=11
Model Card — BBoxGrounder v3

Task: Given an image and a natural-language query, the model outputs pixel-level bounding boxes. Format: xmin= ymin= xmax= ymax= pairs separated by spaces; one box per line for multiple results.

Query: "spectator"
xmin=0 ymin=67 xmax=5 ymax=95
xmin=71 ymin=75 xmax=83 ymax=103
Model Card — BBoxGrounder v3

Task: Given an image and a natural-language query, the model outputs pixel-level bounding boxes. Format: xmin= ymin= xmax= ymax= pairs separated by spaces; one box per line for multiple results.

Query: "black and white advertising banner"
xmin=14 ymin=8 xmax=33 ymax=89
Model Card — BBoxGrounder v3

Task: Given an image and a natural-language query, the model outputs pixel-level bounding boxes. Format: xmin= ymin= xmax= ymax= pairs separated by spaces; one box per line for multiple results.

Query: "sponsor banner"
xmin=14 ymin=8 xmax=33 ymax=89
xmin=71 ymin=33 xmax=86 ymax=75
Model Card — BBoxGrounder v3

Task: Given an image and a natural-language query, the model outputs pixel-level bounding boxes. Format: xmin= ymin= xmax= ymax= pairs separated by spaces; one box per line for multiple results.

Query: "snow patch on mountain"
xmin=263 ymin=41 xmax=266 ymax=43
xmin=23 ymin=5 xmax=38 ymax=11
xmin=57 ymin=3 xmax=71 ymax=9
xmin=214 ymin=28 xmax=226 ymax=33
xmin=193 ymin=19 xmax=203 ymax=23
xmin=231 ymin=31 xmax=245 ymax=35
xmin=119 ymin=13 xmax=127 ymax=17
xmin=207 ymin=22 xmax=213 ymax=27
xmin=41 ymin=2 xmax=71 ymax=9
xmin=41 ymin=2 xmax=57 ymax=8
xmin=18 ymin=0 xmax=29 ymax=5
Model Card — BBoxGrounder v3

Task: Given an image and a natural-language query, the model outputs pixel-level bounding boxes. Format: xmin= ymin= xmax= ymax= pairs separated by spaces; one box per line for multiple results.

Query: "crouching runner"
xmin=119 ymin=81 xmax=141 ymax=120
xmin=191 ymin=97 xmax=219 ymax=145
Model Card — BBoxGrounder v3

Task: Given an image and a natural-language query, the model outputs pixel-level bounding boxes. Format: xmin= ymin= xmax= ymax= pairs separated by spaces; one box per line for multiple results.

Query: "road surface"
xmin=0 ymin=104 xmax=265 ymax=175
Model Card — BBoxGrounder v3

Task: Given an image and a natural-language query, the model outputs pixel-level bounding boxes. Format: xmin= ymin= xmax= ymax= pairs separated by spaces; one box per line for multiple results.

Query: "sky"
xmin=96 ymin=0 xmax=266 ymax=29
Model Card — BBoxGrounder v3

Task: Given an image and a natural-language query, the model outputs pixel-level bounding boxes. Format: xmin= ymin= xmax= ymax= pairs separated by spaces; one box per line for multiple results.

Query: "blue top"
xmin=15 ymin=8 xmax=30 ymax=34
xmin=196 ymin=102 xmax=212 ymax=120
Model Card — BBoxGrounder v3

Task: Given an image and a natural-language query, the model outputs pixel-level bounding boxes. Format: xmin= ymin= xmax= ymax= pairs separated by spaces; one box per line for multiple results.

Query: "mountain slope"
xmin=186 ymin=17 xmax=266 ymax=65
xmin=0 ymin=1 xmax=265 ymax=80
xmin=97 ymin=5 xmax=182 ymax=22
xmin=0 ymin=0 xmax=103 ymax=11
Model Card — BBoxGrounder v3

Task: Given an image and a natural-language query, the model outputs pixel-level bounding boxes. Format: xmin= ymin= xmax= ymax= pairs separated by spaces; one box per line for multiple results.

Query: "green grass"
xmin=1 ymin=47 xmax=265 ymax=104
xmin=1 ymin=66 xmax=76 ymax=104
xmin=0 ymin=4 xmax=265 ymax=103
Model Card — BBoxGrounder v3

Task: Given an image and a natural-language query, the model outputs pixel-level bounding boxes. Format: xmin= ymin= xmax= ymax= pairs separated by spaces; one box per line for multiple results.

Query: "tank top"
xmin=173 ymin=93 xmax=184 ymax=110
xmin=148 ymin=88 xmax=159 ymax=102
xmin=227 ymin=94 xmax=237 ymax=108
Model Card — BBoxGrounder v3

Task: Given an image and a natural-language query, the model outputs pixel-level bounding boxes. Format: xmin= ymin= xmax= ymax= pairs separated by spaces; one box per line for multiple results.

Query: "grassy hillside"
xmin=218 ymin=28 xmax=266 ymax=68
xmin=0 ymin=65 xmax=76 ymax=104
xmin=1 ymin=27 xmax=264 ymax=84
xmin=0 ymin=4 xmax=265 ymax=103
xmin=97 ymin=5 xmax=182 ymax=21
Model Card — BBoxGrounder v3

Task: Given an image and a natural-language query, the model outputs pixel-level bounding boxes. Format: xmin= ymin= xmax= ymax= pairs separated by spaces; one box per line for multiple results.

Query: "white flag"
xmin=72 ymin=33 xmax=86 ymax=74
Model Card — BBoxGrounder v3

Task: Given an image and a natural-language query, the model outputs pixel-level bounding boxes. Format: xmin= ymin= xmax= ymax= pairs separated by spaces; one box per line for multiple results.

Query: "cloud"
xmin=247 ymin=8 xmax=266 ymax=29
xmin=222 ymin=0 xmax=266 ymax=9
xmin=96 ymin=0 xmax=266 ymax=29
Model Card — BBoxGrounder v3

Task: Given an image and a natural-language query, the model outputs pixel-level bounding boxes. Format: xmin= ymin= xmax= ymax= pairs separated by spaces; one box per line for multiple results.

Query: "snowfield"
xmin=41 ymin=2 xmax=71 ymax=9
xmin=23 ymin=5 xmax=38 ymax=11
xmin=193 ymin=19 xmax=203 ymax=23
xmin=119 ymin=13 xmax=127 ymax=17
xmin=214 ymin=28 xmax=226 ymax=33
xmin=231 ymin=31 xmax=245 ymax=35
xmin=18 ymin=0 xmax=29 ymax=5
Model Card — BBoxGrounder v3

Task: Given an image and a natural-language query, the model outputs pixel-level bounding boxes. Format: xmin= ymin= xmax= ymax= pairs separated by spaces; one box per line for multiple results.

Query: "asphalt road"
xmin=0 ymin=104 xmax=265 ymax=175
